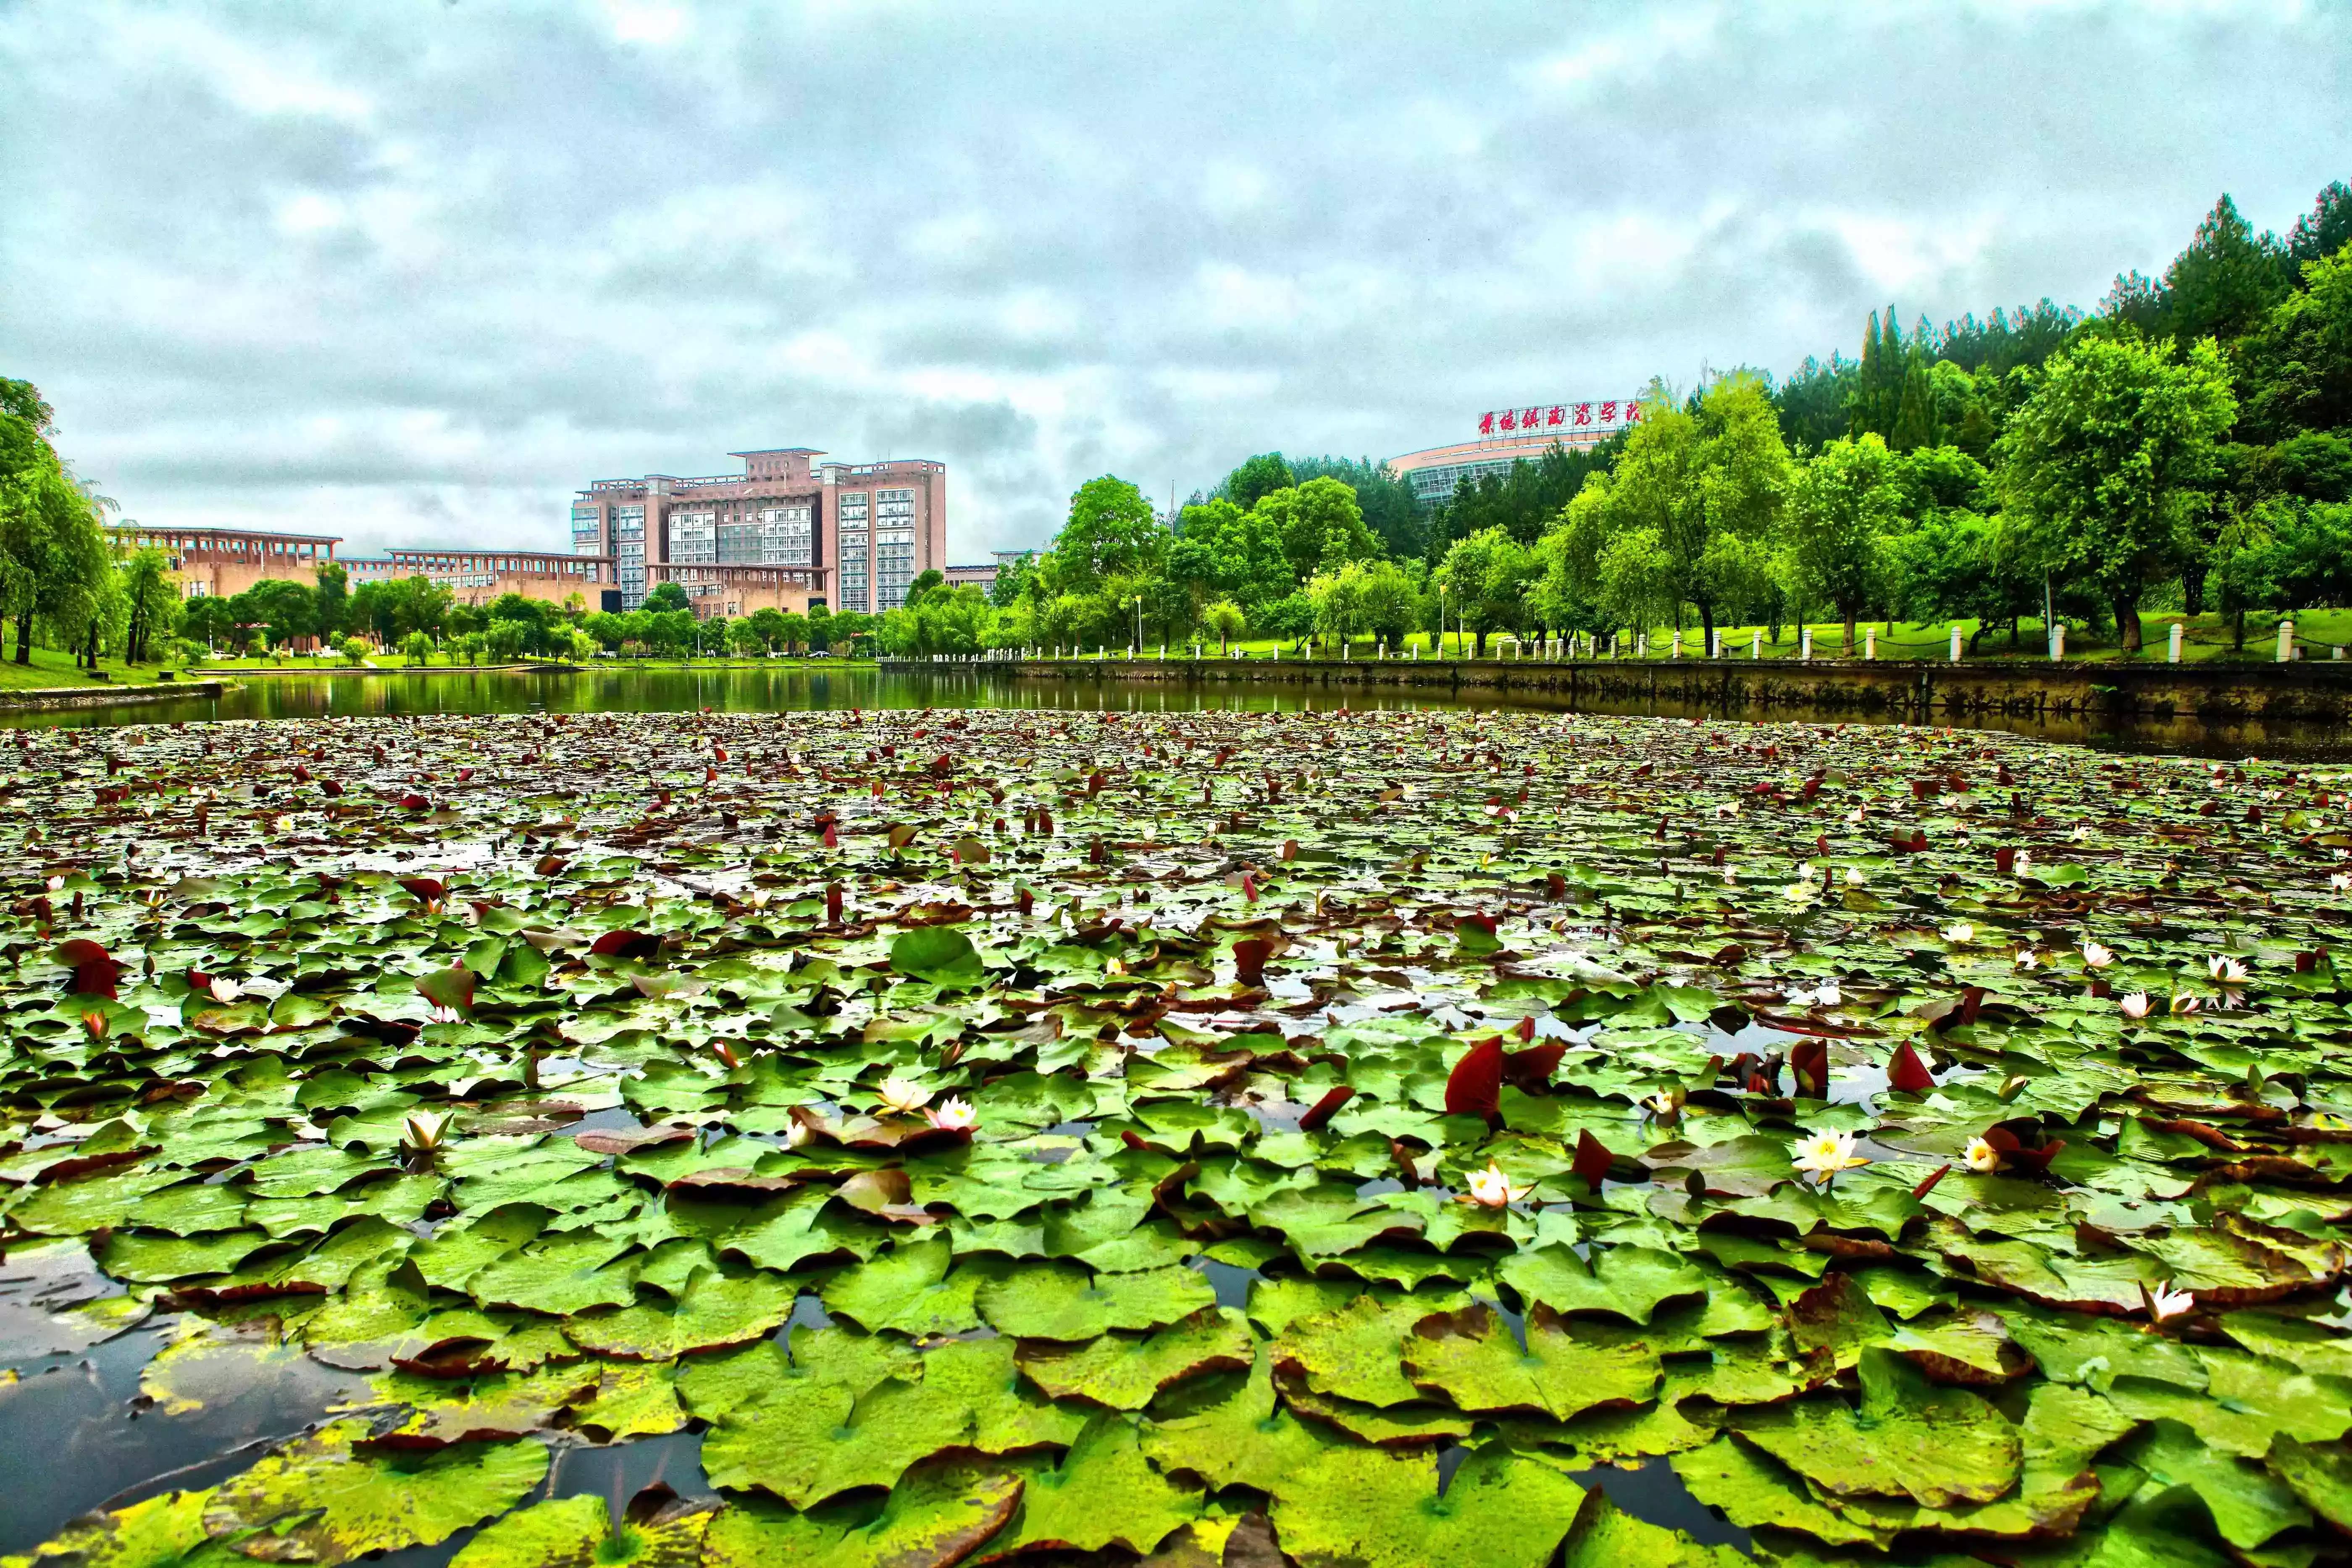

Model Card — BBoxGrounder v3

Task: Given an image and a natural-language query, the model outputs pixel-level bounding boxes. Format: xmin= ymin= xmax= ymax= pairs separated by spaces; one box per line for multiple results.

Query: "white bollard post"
xmin=2169 ymin=622 xmax=2183 ymax=664
xmin=1950 ymin=623 xmax=1963 ymax=664
xmin=1865 ymin=627 xmax=1876 ymax=660
xmin=1711 ymin=628 xmax=1722 ymax=659
xmin=2052 ymin=623 xmax=2065 ymax=660
xmin=2279 ymin=618 xmax=2296 ymax=663
xmin=1637 ymin=632 xmax=1647 ymax=658
xmin=1671 ymin=630 xmax=1681 ymax=660
xmin=1751 ymin=632 xmax=1761 ymax=659
xmin=1800 ymin=628 xmax=1812 ymax=662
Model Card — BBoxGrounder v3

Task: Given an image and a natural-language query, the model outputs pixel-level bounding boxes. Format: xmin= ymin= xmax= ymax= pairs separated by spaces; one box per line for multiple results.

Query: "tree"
xmin=1046 ymin=477 xmax=1165 ymax=593
xmin=339 ymin=636 xmax=370 ymax=667
xmin=1201 ymin=599 xmax=1245 ymax=654
xmin=1251 ymin=477 xmax=1379 ymax=584
xmin=237 ymin=579 xmax=317 ymax=650
xmin=903 ymin=568 xmax=946 ymax=607
xmin=1435 ymin=528 xmax=1534 ymax=655
xmin=1288 ymin=455 xmax=1425 ymax=558
xmin=731 ymin=618 xmax=767 ymax=657
xmin=116 ymin=543 xmax=178 ymax=664
xmin=1175 ymin=496 xmax=1289 ymax=610
xmin=2246 ymin=241 xmax=2352 ymax=440
xmin=2162 ymin=194 xmax=2290 ymax=346
xmin=643 ymin=580 xmax=691 ymax=614
xmin=1772 ymin=355 xmax=1858 ymax=453
xmin=2287 ymin=181 xmax=2352 ymax=271
xmin=1995 ymin=334 xmax=2237 ymax=652
xmin=988 ymin=553 xmax=1039 ymax=609
xmin=1788 ymin=435 xmax=1903 ymax=654
xmin=313 ymin=561 xmax=349 ymax=640
xmin=1579 ymin=376 xmax=1790 ymax=650
xmin=1223 ymin=453 xmax=1294 ymax=512
xmin=402 ymin=629 xmax=436 ymax=663
xmin=179 ymin=594 xmax=236 ymax=651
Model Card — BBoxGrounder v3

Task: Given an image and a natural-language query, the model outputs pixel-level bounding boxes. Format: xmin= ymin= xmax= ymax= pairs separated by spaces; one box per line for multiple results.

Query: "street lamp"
xmin=1133 ymin=594 xmax=1142 ymax=656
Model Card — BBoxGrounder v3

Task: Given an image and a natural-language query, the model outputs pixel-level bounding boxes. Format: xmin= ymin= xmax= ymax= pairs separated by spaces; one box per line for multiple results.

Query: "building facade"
xmin=344 ymin=549 xmax=618 ymax=611
xmin=570 ymin=448 xmax=947 ymax=616
xmin=118 ymin=527 xmax=340 ymax=599
xmin=1388 ymin=397 xmax=1644 ymax=504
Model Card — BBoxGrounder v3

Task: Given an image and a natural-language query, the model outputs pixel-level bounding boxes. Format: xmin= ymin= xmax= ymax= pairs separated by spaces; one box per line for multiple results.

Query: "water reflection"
xmin=8 ymin=664 xmax=2350 ymax=758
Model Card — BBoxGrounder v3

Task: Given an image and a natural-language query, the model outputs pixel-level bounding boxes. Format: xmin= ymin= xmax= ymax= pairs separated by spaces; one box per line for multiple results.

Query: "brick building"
xmin=343 ymin=549 xmax=619 ymax=611
xmin=118 ymin=526 xmax=340 ymax=600
xmin=569 ymin=448 xmax=947 ymax=617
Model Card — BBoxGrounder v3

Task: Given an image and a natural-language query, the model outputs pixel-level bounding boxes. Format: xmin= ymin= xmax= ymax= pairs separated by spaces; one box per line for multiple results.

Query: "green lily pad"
xmin=1729 ymin=1347 xmax=2021 ymax=1507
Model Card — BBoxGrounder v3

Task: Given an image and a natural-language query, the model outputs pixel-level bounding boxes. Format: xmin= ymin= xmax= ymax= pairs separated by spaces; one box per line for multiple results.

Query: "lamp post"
xmin=1133 ymin=594 xmax=1142 ymax=657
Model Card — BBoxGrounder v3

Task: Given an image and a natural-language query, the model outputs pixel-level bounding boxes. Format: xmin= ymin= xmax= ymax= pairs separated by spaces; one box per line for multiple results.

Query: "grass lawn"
xmin=0 ymin=647 xmax=188 ymax=691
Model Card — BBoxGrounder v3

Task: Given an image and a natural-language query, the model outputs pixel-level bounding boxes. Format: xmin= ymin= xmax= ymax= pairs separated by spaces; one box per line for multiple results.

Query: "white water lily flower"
xmin=1791 ymin=1129 xmax=1868 ymax=1185
xmin=1815 ymin=982 xmax=1842 ymax=1006
xmin=2118 ymin=990 xmax=2152 ymax=1020
xmin=925 ymin=1097 xmax=978 ymax=1132
xmin=1795 ymin=861 xmax=1816 ymax=882
xmin=207 ymin=976 xmax=244 ymax=1003
xmin=2071 ymin=825 xmax=2091 ymax=841
xmin=2013 ymin=949 xmax=2040 ymax=971
xmin=877 ymin=1075 xmax=933 ymax=1114
xmin=2172 ymin=992 xmax=2202 ymax=1016
xmin=1721 ymin=866 xmax=1738 ymax=885
xmin=402 ymin=1111 xmax=447 ymax=1153
xmin=1465 ymin=1161 xmax=1532 ymax=1208
xmin=2081 ymin=942 xmax=2115 ymax=969
xmin=1846 ymin=807 xmax=1865 ymax=825
xmin=2146 ymin=1281 xmax=2195 ymax=1322
xmin=1943 ymin=922 xmax=1975 ymax=945
xmin=1646 ymin=1092 xmax=1678 ymax=1117
xmin=2208 ymin=955 xmax=2250 ymax=984
xmin=2334 ymin=872 xmax=2352 ymax=891
xmin=2013 ymin=851 xmax=2034 ymax=878
xmin=1964 ymin=1136 xmax=2001 ymax=1173
xmin=1844 ymin=867 xmax=1866 ymax=886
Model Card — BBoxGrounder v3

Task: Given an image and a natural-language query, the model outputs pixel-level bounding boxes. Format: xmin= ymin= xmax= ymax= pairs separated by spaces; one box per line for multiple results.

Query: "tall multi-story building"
xmin=570 ymin=448 xmax=947 ymax=616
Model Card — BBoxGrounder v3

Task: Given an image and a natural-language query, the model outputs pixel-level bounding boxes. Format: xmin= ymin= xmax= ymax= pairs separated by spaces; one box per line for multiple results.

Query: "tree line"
xmin=882 ymin=179 xmax=2349 ymax=660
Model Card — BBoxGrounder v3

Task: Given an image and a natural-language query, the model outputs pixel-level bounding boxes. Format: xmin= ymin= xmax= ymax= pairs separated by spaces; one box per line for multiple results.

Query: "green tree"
xmin=2287 ymin=181 xmax=2352 ymax=271
xmin=2246 ymin=240 xmax=2352 ymax=440
xmin=1435 ymin=527 xmax=1534 ymax=655
xmin=1045 ymin=477 xmax=1165 ymax=594
xmin=115 ymin=543 xmax=178 ymax=664
xmin=1995 ymin=334 xmax=2237 ymax=652
xmin=1201 ymin=599 xmax=1245 ymax=654
xmin=401 ymin=629 xmax=435 ymax=663
xmin=1788 ymin=435 xmax=1904 ymax=654
xmin=903 ymin=568 xmax=946 ymax=607
xmin=2162 ymin=193 xmax=2291 ymax=346
xmin=236 ymin=579 xmax=317 ymax=651
xmin=1251 ymin=476 xmax=1378 ymax=584
xmin=1223 ymin=453 xmax=1294 ymax=512
xmin=339 ymin=636 xmax=369 ymax=667
xmin=643 ymin=580 xmax=691 ymax=614
xmin=1288 ymin=456 xmax=1425 ymax=558
xmin=313 ymin=560 xmax=350 ymax=639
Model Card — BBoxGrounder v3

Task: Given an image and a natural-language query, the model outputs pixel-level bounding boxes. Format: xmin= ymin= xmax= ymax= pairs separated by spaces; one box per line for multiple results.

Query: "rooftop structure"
xmin=1388 ymin=397 xmax=1644 ymax=504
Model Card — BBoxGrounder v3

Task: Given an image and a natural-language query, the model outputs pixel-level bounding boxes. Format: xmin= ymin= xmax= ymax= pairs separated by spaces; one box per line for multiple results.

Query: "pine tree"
xmin=1890 ymin=356 xmax=1937 ymax=452
xmin=2163 ymin=193 xmax=2290 ymax=343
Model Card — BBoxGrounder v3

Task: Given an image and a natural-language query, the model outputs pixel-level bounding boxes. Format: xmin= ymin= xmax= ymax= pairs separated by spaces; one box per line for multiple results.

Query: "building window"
xmin=669 ymin=510 xmax=716 ymax=564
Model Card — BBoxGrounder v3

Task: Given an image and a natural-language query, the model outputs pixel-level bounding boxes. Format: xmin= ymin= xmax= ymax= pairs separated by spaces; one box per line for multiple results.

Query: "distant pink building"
xmin=570 ymin=448 xmax=948 ymax=617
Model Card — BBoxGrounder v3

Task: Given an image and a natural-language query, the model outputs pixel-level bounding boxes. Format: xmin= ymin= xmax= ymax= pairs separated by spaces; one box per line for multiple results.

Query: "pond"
xmin=10 ymin=662 xmax=2352 ymax=761
xmin=3 ymin=698 xmax=2350 ymax=1565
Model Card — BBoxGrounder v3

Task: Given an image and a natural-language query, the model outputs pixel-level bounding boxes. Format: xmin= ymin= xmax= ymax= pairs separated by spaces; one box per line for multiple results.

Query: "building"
xmin=943 ymin=563 xmax=999 ymax=591
xmin=570 ymin=447 xmax=948 ymax=616
xmin=1388 ymin=397 xmax=1645 ymax=505
xmin=117 ymin=526 xmax=340 ymax=599
xmin=344 ymin=549 xmax=619 ymax=612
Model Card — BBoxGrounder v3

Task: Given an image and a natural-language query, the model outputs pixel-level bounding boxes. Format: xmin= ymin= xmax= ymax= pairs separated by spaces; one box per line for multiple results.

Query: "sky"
xmin=2 ymin=0 xmax=2348 ymax=560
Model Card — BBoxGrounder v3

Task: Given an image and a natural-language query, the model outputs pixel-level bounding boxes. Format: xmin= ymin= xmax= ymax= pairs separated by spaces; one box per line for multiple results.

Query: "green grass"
xmin=0 ymin=647 xmax=187 ymax=691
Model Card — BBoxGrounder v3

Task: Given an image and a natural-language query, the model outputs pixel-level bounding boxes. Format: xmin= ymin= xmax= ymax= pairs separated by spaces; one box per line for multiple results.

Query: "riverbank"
xmin=974 ymin=653 xmax=2352 ymax=722
xmin=0 ymin=678 xmax=225 ymax=710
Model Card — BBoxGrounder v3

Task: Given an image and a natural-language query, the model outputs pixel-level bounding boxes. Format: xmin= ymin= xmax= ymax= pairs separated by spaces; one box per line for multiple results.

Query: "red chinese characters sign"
xmin=1479 ymin=399 xmax=1642 ymax=438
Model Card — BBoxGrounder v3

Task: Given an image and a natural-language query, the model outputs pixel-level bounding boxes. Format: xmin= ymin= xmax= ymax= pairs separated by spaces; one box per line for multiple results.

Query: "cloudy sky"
xmin=2 ymin=1 xmax=2347 ymax=558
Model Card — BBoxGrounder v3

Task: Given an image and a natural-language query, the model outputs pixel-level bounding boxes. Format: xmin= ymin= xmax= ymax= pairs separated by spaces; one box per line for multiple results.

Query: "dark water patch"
xmin=1566 ymin=1454 xmax=1754 ymax=1555
xmin=368 ymin=1431 xmax=711 ymax=1568
xmin=0 ymin=1316 xmax=370 ymax=1553
xmin=1189 ymin=1258 xmax=1262 ymax=1311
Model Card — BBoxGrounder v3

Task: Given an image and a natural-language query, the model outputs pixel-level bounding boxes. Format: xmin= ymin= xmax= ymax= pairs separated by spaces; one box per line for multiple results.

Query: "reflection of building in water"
xmin=1388 ymin=398 xmax=1642 ymax=505
xmin=342 ymin=550 xmax=618 ymax=611
xmin=570 ymin=447 xmax=948 ymax=615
